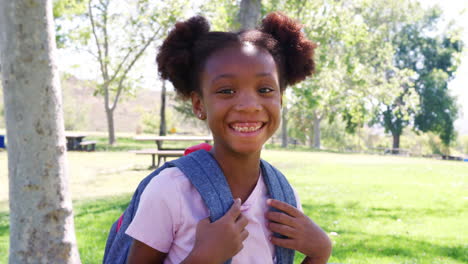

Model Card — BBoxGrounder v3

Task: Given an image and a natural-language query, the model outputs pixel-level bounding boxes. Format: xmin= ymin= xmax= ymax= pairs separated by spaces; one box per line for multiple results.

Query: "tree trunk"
xmin=281 ymin=106 xmax=288 ymax=148
xmin=0 ymin=1 xmax=81 ymax=263
xmin=392 ymin=132 xmax=400 ymax=154
xmin=238 ymin=0 xmax=262 ymax=30
xmin=313 ymin=111 xmax=322 ymax=149
xmin=159 ymin=81 xmax=166 ymax=136
xmin=308 ymin=127 xmax=314 ymax=149
xmin=105 ymin=107 xmax=116 ymax=145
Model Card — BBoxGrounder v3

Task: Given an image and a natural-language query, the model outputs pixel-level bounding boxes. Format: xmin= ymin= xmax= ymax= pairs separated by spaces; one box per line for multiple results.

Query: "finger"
xmin=234 ymin=243 xmax=244 ymax=255
xmin=267 ymin=222 xmax=297 ymax=238
xmin=236 ymin=214 xmax=249 ymax=230
xmin=240 ymin=229 xmax=249 ymax=241
xmin=267 ymin=199 xmax=301 ymax=217
xmin=265 ymin=211 xmax=296 ymax=227
xmin=224 ymin=198 xmax=242 ymax=221
xmin=270 ymin=236 xmax=295 ymax=250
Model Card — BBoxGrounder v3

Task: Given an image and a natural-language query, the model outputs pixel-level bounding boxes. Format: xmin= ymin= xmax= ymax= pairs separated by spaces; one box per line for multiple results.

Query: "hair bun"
xmin=157 ymin=16 xmax=210 ymax=97
xmin=260 ymin=12 xmax=316 ymax=85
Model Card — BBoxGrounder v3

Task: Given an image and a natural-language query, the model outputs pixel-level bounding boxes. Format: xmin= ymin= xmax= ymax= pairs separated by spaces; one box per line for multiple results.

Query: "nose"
xmin=234 ymin=91 xmax=262 ymax=112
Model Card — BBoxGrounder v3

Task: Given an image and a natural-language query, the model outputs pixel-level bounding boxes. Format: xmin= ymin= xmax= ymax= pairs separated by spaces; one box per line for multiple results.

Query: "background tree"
xmin=365 ymin=1 xmax=464 ymax=151
xmin=159 ymin=81 xmax=167 ymax=136
xmin=237 ymin=0 xmax=262 ymax=29
xmin=87 ymin=0 xmax=187 ymax=144
xmin=53 ymin=0 xmax=88 ymax=48
xmin=0 ymin=0 xmax=81 ymax=263
xmin=266 ymin=0 xmax=400 ymax=149
xmin=199 ymin=0 xmax=239 ymax=31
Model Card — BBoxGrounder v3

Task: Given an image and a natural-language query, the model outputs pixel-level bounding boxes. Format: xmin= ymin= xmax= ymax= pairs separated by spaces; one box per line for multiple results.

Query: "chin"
xmin=230 ymin=144 xmax=263 ymax=156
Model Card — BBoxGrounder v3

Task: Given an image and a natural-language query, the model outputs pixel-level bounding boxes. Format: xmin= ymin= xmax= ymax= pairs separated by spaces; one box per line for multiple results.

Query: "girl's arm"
xmin=126 ymin=239 xmax=167 ymax=264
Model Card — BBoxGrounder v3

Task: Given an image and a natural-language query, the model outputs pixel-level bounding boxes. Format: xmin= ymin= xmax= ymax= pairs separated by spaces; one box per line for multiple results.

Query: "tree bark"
xmin=238 ymin=0 xmax=262 ymax=30
xmin=0 ymin=0 xmax=81 ymax=263
xmin=159 ymin=81 xmax=166 ymax=136
xmin=105 ymin=107 xmax=116 ymax=145
xmin=281 ymin=106 xmax=288 ymax=148
xmin=392 ymin=132 xmax=400 ymax=154
xmin=313 ymin=111 xmax=322 ymax=149
xmin=308 ymin=127 xmax=314 ymax=149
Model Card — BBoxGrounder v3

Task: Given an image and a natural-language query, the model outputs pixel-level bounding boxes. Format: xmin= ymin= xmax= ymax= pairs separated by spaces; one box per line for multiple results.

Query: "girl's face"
xmin=192 ymin=43 xmax=282 ymax=156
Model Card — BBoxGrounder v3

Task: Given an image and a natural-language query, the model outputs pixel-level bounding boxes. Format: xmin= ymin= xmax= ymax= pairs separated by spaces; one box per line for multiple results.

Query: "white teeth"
xmin=232 ymin=125 xmax=262 ymax=132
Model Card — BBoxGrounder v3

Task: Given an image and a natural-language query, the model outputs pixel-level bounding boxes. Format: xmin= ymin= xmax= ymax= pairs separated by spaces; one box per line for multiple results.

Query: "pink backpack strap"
xmin=116 ymin=214 xmax=124 ymax=232
xmin=184 ymin=143 xmax=212 ymax=155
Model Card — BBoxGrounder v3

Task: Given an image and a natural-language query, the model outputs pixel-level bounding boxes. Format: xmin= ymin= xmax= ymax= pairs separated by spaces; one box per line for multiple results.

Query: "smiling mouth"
xmin=230 ymin=122 xmax=265 ymax=133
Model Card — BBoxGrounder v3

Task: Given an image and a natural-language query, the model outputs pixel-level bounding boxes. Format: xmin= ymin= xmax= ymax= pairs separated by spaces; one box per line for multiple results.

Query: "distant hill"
xmin=60 ymin=75 xmax=207 ymax=134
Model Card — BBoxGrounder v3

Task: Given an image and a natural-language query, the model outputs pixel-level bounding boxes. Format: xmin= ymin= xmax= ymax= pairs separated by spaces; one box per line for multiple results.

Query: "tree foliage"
xmin=263 ymin=0 xmax=463 ymax=150
xmin=87 ymin=0 xmax=188 ymax=144
xmin=53 ymin=0 xmax=88 ymax=48
xmin=366 ymin=1 xmax=464 ymax=148
xmin=265 ymin=0 xmax=402 ymax=148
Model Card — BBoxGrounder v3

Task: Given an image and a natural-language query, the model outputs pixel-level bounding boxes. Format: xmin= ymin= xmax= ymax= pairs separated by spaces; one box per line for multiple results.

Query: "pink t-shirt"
xmin=125 ymin=167 xmax=302 ymax=264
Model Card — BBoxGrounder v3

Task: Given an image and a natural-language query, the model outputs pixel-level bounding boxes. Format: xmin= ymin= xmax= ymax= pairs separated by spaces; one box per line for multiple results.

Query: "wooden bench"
xmin=131 ymin=149 xmax=184 ymax=168
xmin=79 ymin=140 xmax=97 ymax=151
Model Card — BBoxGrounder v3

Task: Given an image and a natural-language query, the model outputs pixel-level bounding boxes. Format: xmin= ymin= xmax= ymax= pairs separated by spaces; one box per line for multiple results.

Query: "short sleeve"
xmin=125 ymin=168 xmax=181 ymax=253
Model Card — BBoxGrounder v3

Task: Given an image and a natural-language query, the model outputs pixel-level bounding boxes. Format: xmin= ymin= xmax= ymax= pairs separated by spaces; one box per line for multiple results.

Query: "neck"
xmin=210 ymin=145 xmax=261 ymax=202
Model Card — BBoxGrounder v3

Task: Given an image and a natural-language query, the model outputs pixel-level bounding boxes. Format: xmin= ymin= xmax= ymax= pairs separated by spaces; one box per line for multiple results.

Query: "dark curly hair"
xmin=156 ymin=12 xmax=316 ymax=99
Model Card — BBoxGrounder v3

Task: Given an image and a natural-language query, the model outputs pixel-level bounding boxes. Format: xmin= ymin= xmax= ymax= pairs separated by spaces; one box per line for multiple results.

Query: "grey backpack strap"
xmin=169 ymin=149 xmax=234 ymax=222
xmin=171 ymin=151 xmax=296 ymax=264
xmin=261 ymin=159 xmax=297 ymax=264
xmin=169 ymin=149 xmax=234 ymax=264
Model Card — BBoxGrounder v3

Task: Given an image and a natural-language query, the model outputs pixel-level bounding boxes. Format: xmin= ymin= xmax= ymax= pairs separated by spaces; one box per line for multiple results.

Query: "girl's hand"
xmin=183 ymin=198 xmax=249 ymax=264
xmin=265 ymin=199 xmax=332 ymax=264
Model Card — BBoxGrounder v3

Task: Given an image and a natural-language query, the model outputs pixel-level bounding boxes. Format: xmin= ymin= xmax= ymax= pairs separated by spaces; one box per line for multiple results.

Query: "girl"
xmin=125 ymin=12 xmax=332 ymax=264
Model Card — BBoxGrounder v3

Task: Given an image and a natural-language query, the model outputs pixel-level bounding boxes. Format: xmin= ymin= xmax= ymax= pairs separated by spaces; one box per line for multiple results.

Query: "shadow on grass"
xmin=332 ymin=232 xmax=467 ymax=263
xmin=304 ymin=201 xmax=464 ymax=223
xmin=301 ymin=201 xmax=467 ymax=263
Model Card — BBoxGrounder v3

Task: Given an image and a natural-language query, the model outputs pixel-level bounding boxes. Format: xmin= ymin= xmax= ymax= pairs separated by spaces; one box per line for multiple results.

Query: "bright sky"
xmin=57 ymin=0 xmax=468 ymax=135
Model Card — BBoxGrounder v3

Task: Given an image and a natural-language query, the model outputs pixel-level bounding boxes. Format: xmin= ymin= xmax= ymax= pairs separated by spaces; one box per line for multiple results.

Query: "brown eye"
xmin=259 ymin=87 xmax=274 ymax=93
xmin=217 ymin=88 xmax=235 ymax=94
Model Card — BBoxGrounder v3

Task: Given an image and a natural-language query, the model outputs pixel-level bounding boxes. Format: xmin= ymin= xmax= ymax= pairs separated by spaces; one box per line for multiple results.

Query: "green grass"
xmin=74 ymin=195 xmax=131 ymax=263
xmin=0 ymin=149 xmax=467 ymax=263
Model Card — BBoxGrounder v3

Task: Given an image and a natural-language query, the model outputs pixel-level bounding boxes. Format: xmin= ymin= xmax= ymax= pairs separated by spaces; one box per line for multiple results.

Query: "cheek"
xmin=268 ymin=100 xmax=282 ymax=124
xmin=205 ymin=100 xmax=226 ymax=123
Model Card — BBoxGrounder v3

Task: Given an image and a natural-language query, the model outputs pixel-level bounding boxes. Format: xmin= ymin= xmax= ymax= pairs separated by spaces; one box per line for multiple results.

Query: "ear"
xmin=191 ymin=91 xmax=206 ymax=120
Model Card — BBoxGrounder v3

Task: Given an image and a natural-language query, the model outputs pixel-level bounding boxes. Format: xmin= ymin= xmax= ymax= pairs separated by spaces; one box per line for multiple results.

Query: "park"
xmin=0 ymin=0 xmax=467 ymax=263
xmin=1 ymin=140 xmax=467 ymax=263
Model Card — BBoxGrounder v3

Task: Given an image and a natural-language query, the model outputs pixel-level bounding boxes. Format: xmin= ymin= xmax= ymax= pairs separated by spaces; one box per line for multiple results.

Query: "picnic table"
xmin=133 ymin=135 xmax=213 ymax=168
xmin=65 ymin=132 xmax=96 ymax=151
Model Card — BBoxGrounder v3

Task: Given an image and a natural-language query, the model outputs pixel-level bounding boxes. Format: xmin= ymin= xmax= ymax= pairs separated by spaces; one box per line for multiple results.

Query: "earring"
xmin=198 ymin=113 xmax=205 ymax=119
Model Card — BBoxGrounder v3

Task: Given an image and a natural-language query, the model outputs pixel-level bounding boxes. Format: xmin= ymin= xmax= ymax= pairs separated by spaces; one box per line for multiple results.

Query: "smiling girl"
xmin=124 ymin=12 xmax=332 ymax=264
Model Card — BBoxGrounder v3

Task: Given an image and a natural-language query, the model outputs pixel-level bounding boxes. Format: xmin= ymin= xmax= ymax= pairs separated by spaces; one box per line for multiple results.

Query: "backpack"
xmin=103 ymin=149 xmax=297 ymax=264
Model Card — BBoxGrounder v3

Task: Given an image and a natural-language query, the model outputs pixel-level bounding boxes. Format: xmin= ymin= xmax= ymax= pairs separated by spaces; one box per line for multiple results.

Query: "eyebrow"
xmin=211 ymin=72 xmax=274 ymax=84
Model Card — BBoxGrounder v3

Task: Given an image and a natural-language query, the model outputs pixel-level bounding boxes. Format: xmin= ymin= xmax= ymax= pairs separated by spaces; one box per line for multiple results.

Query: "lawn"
xmin=0 ymin=149 xmax=467 ymax=263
